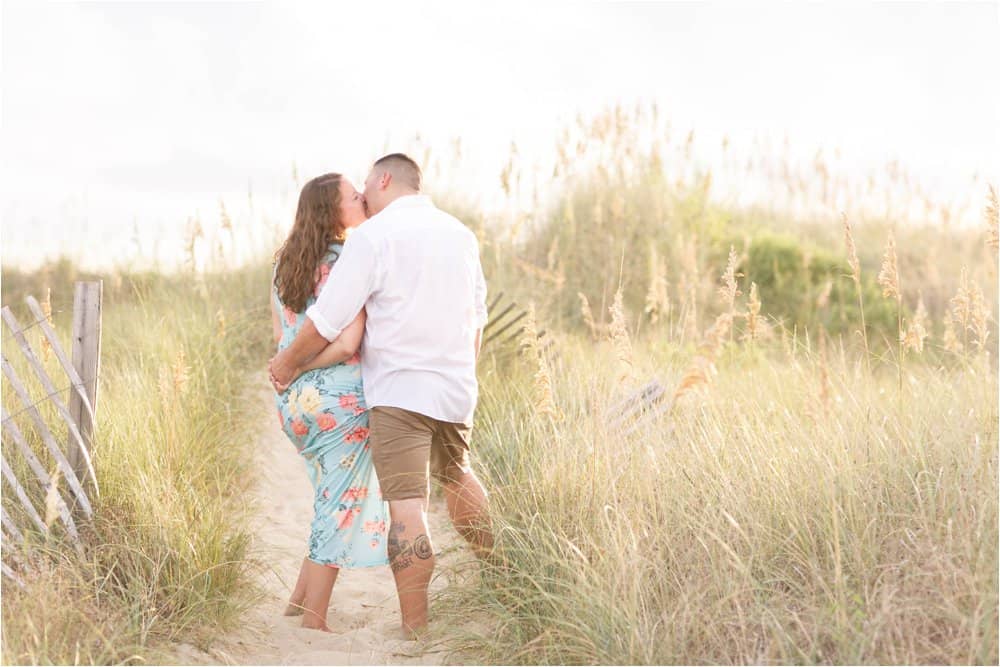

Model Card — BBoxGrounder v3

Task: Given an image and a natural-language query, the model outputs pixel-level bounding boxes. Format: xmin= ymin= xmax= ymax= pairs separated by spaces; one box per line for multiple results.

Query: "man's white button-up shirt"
xmin=306 ymin=194 xmax=488 ymax=424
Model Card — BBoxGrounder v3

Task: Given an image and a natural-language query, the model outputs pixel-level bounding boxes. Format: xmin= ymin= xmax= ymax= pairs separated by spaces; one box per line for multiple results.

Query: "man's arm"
xmin=300 ymin=310 xmax=366 ymax=372
xmin=269 ymin=234 xmax=378 ymax=391
xmin=473 ymin=244 xmax=488 ymax=361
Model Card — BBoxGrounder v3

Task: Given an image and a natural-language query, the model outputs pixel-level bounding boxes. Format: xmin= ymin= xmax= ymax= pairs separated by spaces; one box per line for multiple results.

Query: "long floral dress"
xmin=273 ymin=244 xmax=389 ymax=568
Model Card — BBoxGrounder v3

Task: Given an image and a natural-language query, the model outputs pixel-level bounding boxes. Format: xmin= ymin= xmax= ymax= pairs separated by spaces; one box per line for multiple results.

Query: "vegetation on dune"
xmin=1 ymin=262 xmax=272 ymax=664
xmin=434 ymin=106 xmax=997 ymax=665
xmin=443 ymin=341 xmax=997 ymax=664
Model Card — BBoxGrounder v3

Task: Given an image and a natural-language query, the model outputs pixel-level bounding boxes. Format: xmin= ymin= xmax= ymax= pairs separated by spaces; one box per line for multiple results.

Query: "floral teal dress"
xmin=273 ymin=244 xmax=389 ymax=568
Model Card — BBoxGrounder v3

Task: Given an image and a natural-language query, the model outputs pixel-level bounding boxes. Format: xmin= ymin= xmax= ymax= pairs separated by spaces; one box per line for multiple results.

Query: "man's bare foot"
xmin=402 ymin=622 xmax=428 ymax=642
xmin=283 ymin=601 xmax=305 ymax=616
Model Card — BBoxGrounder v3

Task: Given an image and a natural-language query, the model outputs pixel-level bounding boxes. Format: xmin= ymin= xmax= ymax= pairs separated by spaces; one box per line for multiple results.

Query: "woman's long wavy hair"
xmin=274 ymin=173 xmax=345 ymax=313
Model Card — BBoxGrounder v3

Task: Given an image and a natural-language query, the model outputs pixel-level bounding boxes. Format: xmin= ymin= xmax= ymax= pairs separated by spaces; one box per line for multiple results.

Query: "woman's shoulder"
xmin=322 ymin=242 xmax=344 ymax=264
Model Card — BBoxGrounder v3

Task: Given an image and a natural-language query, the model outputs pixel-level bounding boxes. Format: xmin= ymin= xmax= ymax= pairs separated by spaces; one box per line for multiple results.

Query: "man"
xmin=268 ymin=153 xmax=493 ymax=638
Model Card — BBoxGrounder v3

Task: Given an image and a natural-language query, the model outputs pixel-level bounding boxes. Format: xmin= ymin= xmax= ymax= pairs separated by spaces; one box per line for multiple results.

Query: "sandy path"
xmin=197 ymin=382 xmax=463 ymax=666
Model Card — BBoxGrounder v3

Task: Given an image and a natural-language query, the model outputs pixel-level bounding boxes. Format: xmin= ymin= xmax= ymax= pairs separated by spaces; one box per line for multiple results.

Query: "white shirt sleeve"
xmin=305 ymin=232 xmax=377 ymax=341
xmin=474 ymin=247 xmax=488 ymax=328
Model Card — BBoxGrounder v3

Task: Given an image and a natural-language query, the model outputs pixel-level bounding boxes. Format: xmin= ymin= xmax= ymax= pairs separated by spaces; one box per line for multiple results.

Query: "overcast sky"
xmin=2 ymin=1 xmax=998 ymax=269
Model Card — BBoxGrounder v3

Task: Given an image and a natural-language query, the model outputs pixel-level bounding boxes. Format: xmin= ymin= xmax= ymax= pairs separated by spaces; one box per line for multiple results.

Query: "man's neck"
xmin=376 ymin=189 xmax=420 ymax=214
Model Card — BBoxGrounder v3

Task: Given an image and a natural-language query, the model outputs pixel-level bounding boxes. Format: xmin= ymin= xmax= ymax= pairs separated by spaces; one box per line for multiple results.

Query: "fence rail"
xmin=481 ymin=291 xmax=552 ymax=355
xmin=1 ymin=281 xmax=102 ymax=585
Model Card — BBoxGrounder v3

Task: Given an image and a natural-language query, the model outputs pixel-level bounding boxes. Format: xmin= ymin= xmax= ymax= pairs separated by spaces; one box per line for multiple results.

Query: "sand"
xmin=198 ymin=382 xmax=465 ymax=666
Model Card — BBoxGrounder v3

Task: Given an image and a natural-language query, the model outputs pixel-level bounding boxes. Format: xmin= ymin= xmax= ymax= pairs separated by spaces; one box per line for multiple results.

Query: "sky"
xmin=2 ymin=1 xmax=998 ymax=269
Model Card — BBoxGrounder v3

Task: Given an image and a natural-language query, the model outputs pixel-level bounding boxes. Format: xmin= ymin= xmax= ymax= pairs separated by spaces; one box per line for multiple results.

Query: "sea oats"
xmin=184 ymin=216 xmax=204 ymax=269
xmin=219 ymin=199 xmax=233 ymax=233
xmin=986 ymin=183 xmax=999 ymax=252
xmin=969 ymin=281 xmax=990 ymax=353
xmin=578 ymin=292 xmax=601 ymax=340
xmin=950 ymin=267 xmax=973 ymax=351
xmin=901 ymin=294 xmax=929 ymax=354
xmin=43 ymin=466 xmax=62 ymax=529
xmin=520 ymin=304 xmax=559 ymax=420
xmin=943 ymin=310 xmax=963 ymax=354
xmin=40 ymin=287 xmax=53 ymax=362
xmin=717 ymin=245 xmax=743 ymax=311
xmin=877 ymin=232 xmax=900 ymax=302
xmin=609 ymin=288 xmax=635 ymax=385
xmin=674 ymin=311 xmax=733 ymax=401
xmin=742 ymin=282 xmax=762 ymax=343
xmin=644 ymin=243 xmax=670 ymax=324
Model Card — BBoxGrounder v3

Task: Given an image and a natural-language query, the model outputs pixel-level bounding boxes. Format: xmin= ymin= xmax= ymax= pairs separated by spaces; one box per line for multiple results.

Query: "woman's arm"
xmin=271 ymin=295 xmax=282 ymax=345
xmin=300 ymin=309 xmax=366 ymax=372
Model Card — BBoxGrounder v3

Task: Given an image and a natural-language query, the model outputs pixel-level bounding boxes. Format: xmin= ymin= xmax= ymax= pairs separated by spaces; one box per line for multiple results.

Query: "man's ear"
xmin=379 ymin=171 xmax=392 ymax=190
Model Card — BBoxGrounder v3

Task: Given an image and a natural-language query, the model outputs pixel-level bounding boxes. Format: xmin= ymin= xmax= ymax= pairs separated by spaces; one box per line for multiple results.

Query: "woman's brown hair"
xmin=273 ymin=173 xmax=345 ymax=312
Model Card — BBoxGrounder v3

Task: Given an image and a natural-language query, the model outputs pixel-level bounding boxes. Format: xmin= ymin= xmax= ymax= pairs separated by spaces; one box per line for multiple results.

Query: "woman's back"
xmin=275 ymin=244 xmax=342 ymax=352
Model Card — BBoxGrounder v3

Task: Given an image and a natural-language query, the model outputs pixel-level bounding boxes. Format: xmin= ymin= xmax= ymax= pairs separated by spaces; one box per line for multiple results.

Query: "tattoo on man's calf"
xmin=391 ymin=556 xmax=413 ymax=573
xmin=413 ymin=534 xmax=432 ymax=560
xmin=388 ymin=536 xmax=409 ymax=562
xmin=387 ymin=523 xmax=433 ymax=568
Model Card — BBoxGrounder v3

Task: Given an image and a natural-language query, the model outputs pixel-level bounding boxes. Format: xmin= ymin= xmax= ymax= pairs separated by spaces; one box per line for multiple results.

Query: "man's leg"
xmin=443 ymin=470 xmax=493 ymax=559
xmin=386 ymin=498 xmax=435 ymax=637
xmin=368 ymin=406 xmax=437 ymax=638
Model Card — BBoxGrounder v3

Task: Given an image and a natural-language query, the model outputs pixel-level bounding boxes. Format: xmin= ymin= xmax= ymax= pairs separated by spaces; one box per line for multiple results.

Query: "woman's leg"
xmin=284 ymin=556 xmax=310 ymax=616
xmin=300 ymin=560 xmax=339 ymax=631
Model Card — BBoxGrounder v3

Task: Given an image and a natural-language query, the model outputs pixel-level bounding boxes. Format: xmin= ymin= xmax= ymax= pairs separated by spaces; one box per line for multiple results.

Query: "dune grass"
xmin=1 ymin=261 xmax=273 ymax=664
xmin=432 ymin=112 xmax=998 ymax=664
xmin=437 ymin=332 xmax=997 ymax=665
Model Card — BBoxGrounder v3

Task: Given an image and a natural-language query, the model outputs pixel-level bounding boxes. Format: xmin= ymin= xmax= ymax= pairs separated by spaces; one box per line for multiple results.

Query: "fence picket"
xmin=0 ymin=455 xmax=48 ymax=534
xmin=1 ymin=562 xmax=25 ymax=590
xmin=1 ymin=507 xmax=25 ymax=544
xmin=1 ymin=357 xmax=93 ymax=518
xmin=1 ymin=407 xmax=80 ymax=543
xmin=24 ymin=296 xmax=96 ymax=427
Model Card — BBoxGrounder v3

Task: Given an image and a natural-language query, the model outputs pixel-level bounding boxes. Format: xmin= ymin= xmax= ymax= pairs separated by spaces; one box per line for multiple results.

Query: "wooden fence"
xmin=481 ymin=291 xmax=552 ymax=356
xmin=1 ymin=281 xmax=102 ymax=589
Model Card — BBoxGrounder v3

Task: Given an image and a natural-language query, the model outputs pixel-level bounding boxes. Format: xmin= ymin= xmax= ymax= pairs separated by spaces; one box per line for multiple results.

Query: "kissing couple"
xmin=268 ymin=153 xmax=493 ymax=638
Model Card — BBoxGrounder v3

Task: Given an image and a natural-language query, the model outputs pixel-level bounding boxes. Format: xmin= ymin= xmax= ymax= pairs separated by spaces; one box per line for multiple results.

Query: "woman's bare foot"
xmin=298 ymin=559 xmax=339 ymax=632
xmin=301 ymin=612 xmax=333 ymax=632
xmin=284 ymin=557 xmax=310 ymax=616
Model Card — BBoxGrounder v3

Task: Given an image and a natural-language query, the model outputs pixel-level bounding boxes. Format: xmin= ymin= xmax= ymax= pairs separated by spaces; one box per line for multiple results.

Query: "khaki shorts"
xmin=368 ymin=406 xmax=473 ymax=501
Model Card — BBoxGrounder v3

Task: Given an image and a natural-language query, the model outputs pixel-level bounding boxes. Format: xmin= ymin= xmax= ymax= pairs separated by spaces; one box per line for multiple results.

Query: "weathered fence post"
xmin=67 ymin=281 xmax=102 ymax=487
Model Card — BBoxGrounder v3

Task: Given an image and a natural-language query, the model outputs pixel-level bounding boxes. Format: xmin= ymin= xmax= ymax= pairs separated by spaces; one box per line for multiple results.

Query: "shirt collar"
xmin=380 ymin=194 xmax=432 ymax=213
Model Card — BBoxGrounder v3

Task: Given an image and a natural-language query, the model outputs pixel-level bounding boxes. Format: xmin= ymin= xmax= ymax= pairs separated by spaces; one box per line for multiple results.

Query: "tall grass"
xmin=1 ymin=261 xmax=273 ymax=664
xmin=432 ymin=105 xmax=998 ymax=664
xmin=440 ymin=334 xmax=997 ymax=664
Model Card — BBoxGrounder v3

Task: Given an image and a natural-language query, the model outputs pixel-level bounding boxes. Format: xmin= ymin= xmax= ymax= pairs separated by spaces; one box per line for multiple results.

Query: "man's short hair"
xmin=373 ymin=153 xmax=422 ymax=191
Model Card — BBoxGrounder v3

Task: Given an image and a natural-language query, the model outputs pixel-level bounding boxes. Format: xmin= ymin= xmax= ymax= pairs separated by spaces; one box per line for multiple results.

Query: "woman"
xmin=270 ymin=173 xmax=388 ymax=632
